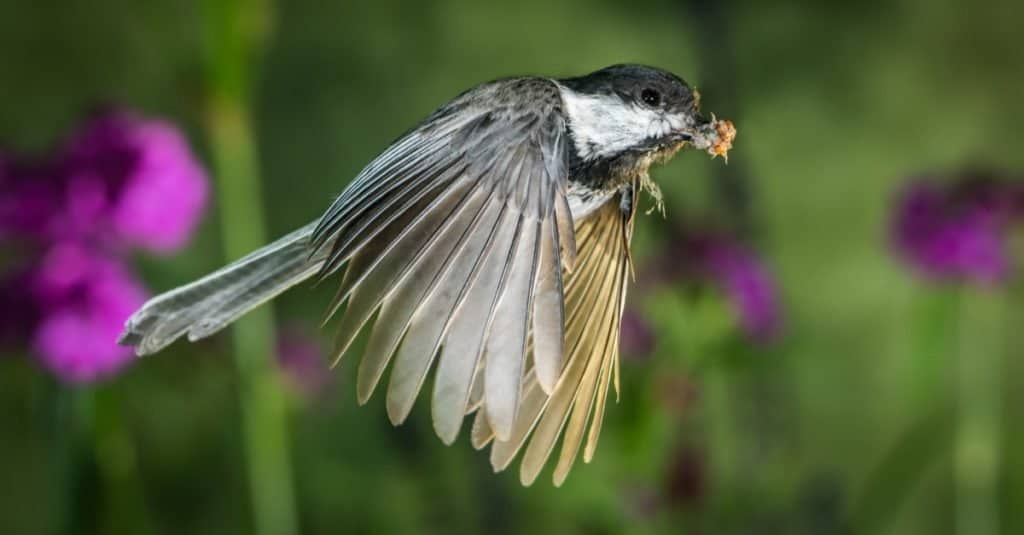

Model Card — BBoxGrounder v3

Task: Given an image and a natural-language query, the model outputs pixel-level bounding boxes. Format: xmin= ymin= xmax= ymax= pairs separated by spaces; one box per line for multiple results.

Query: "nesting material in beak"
xmin=689 ymin=114 xmax=737 ymax=162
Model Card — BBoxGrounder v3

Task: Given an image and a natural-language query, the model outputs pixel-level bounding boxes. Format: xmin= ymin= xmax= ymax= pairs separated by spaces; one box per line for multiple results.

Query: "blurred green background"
xmin=2 ymin=0 xmax=1023 ymax=533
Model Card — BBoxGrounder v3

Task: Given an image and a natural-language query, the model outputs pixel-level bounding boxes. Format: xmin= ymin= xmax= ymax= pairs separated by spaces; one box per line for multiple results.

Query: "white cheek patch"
xmin=558 ymin=87 xmax=679 ymax=160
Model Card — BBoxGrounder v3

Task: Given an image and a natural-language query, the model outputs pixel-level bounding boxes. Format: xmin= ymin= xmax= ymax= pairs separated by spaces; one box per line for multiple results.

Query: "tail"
xmin=119 ymin=222 xmax=323 ymax=356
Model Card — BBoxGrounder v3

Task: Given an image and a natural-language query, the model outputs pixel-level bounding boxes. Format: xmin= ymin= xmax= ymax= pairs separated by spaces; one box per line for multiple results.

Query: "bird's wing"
xmin=475 ymin=188 xmax=635 ymax=486
xmin=311 ymin=78 xmax=580 ymax=445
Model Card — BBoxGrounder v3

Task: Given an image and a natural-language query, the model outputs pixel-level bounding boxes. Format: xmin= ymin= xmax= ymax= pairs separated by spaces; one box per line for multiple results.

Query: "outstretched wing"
xmin=311 ymin=78 xmax=578 ymax=444
xmin=471 ymin=189 xmax=636 ymax=486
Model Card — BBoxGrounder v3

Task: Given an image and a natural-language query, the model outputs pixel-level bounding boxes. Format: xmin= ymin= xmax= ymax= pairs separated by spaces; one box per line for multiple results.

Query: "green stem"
xmin=705 ymin=367 xmax=736 ymax=493
xmin=201 ymin=2 xmax=298 ymax=534
xmin=907 ymin=287 xmax=959 ymax=411
xmin=91 ymin=386 xmax=153 ymax=535
xmin=955 ymin=287 xmax=1003 ymax=535
xmin=207 ymin=72 xmax=299 ymax=535
xmin=53 ymin=387 xmax=78 ymax=535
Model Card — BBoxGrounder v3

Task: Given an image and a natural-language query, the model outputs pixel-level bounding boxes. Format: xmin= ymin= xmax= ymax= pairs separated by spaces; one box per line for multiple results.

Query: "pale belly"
xmin=566 ymin=182 xmax=617 ymax=222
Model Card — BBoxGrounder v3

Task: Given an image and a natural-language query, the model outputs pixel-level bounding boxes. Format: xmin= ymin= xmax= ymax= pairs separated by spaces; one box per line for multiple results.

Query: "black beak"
xmin=669 ymin=131 xmax=693 ymax=143
xmin=692 ymin=112 xmax=713 ymax=127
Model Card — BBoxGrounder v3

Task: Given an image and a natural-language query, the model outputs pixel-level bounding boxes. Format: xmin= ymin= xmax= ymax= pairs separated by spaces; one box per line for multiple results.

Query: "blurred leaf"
xmin=850 ymin=401 xmax=954 ymax=533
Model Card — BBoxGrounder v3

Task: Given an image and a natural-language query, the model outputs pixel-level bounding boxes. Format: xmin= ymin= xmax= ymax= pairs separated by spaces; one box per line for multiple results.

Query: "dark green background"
xmin=1 ymin=1 xmax=1022 ymax=533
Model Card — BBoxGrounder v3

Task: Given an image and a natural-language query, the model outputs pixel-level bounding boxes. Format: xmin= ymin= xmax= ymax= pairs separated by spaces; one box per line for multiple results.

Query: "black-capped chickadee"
xmin=120 ymin=64 xmax=735 ymax=486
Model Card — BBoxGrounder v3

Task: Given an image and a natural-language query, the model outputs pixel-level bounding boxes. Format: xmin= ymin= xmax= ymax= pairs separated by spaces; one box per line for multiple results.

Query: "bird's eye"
xmin=640 ymin=88 xmax=662 ymax=107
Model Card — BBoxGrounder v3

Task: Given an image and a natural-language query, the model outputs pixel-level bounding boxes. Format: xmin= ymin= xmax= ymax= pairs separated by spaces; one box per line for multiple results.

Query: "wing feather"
xmin=476 ymin=192 xmax=634 ymax=486
xmin=553 ymin=235 xmax=628 ymax=485
xmin=585 ymin=215 xmax=633 ymax=462
xmin=489 ymin=368 xmax=545 ymax=471
xmin=319 ymin=146 xmax=464 ymax=276
xmin=531 ymin=219 xmax=565 ymax=394
xmin=353 ymin=180 xmax=498 ymax=404
xmin=385 ymin=195 xmax=512 ymax=423
xmin=483 ymin=216 xmax=540 ymax=440
xmin=486 ymin=208 xmax=615 ymax=475
xmin=554 ymin=194 xmax=577 ymax=270
xmin=465 ymin=361 xmax=485 ymax=414
xmin=330 ymin=169 xmax=475 ymax=372
xmin=470 ymin=403 xmax=494 ymax=450
xmin=427 ymin=203 xmax=517 ymax=441
xmin=518 ymin=206 xmax=621 ymax=485
xmin=310 ymin=115 xmax=470 ymax=255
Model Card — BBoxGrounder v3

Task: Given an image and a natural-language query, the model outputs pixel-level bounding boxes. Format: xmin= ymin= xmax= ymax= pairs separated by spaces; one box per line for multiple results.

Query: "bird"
xmin=118 ymin=64 xmax=736 ymax=486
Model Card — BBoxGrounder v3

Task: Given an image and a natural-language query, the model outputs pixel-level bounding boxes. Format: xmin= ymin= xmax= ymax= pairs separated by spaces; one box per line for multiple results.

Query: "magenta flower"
xmin=0 ymin=270 xmax=42 ymax=346
xmin=697 ymin=236 xmax=780 ymax=341
xmin=57 ymin=111 xmax=209 ymax=252
xmin=1 ymin=108 xmax=210 ymax=383
xmin=644 ymin=226 xmax=782 ymax=343
xmin=29 ymin=242 xmax=147 ymax=383
xmin=0 ymin=156 xmax=64 ymax=240
xmin=891 ymin=174 xmax=1023 ymax=285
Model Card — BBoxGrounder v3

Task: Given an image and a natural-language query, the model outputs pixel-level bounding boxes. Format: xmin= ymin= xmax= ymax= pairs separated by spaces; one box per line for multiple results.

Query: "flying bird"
xmin=119 ymin=64 xmax=736 ymax=486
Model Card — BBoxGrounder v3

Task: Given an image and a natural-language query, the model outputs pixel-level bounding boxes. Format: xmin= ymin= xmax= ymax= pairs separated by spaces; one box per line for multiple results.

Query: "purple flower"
xmin=28 ymin=242 xmax=147 ymax=383
xmin=276 ymin=326 xmax=332 ymax=399
xmin=57 ymin=111 xmax=209 ymax=252
xmin=891 ymin=174 xmax=1022 ymax=284
xmin=0 ymin=156 xmax=64 ymax=240
xmin=698 ymin=237 xmax=781 ymax=342
xmin=620 ymin=307 xmax=655 ymax=357
xmin=658 ymin=230 xmax=782 ymax=343
xmin=0 ymin=270 xmax=42 ymax=346
xmin=1 ymin=108 xmax=210 ymax=384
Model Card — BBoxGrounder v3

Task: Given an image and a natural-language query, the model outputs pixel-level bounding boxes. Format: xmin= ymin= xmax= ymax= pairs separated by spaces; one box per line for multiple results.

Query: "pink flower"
xmin=29 ymin=242 xmax=147 ymax=383
xmin=1 ymin=108 xmax=210 ymax=384
xmin=58 ymin=111 xmax=209 ymax=253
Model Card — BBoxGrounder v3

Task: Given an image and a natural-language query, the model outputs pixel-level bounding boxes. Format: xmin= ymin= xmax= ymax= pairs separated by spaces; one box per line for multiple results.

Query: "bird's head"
xmin=559 ymin=64 xmax=734 ymax=182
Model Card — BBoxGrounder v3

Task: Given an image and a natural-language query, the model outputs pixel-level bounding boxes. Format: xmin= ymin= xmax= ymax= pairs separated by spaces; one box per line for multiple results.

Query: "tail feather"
xmin=120 ymin=222 xmax=322 ymax=356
